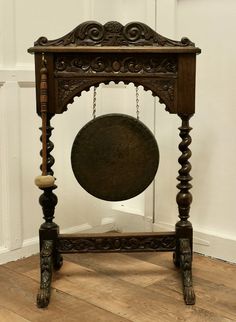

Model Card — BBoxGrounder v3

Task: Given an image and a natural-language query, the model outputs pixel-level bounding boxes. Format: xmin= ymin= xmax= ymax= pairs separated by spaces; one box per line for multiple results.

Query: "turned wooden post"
xmin=174 ymin=114 xmax=193 ymax=265
xmin=36 ymin=55 xmax=63 ymax=308
xmin=38 ymin=58 xmax=62 ymax=269
xmin=174 ymin=114 xmax=195 ymax=305
xmin=37 ymin=55 xmax=58 ymax=233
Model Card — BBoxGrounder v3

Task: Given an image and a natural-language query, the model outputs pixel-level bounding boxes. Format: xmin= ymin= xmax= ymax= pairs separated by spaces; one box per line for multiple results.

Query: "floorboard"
xmin=1 ymin=252 xmax=236 ymax=321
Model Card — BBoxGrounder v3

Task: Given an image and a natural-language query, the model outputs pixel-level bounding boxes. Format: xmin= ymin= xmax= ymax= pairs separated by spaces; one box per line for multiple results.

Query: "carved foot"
xmin=184 ymin=285 xmax=195 ymax=305
xmin=53 ymin=252 xmax=63 ymax=271
xmin=180 ymin=238 xmax=195 ymax=305
xmin=37 ymin=288 xmax=50 ymax=308
xmin=37 ymin=240 xmax=53 ymax=309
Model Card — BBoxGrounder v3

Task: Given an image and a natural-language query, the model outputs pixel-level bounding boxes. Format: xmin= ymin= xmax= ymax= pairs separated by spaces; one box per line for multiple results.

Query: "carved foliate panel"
xmin=58 ymin=234 xmax=176 ymax=253
xmin=55 ymin=53 xmax=177 ymax=75
xmin=56 ymin=77 xmax=176 ymax=113
xmin=54 ymin=53 xmax=177 ymax=113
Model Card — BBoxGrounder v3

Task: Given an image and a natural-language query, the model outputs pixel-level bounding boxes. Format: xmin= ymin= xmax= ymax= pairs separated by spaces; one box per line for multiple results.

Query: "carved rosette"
xmin=58 ymin=235 xmax=176 ymax=253
xmin=34 ymin=21 xmax=195 ymax=47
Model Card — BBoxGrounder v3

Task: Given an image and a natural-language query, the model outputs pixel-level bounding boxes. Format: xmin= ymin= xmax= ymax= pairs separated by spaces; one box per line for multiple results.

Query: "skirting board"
xmin=112 ymin=208 xmax=236 ymax=264
xmin=1 ymin=213 xmax=235 ymax=264
xmin=0 ymin=217 xmax=116 ymax=265
xmin=154 ymin=222 xmax=236 ymax=264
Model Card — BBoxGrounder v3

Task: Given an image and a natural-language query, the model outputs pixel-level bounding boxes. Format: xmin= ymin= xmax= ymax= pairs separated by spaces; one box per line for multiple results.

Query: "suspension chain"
xmin=93 ymin=86 xmax=140 ymax=119
xmin=93 ymin=86 xmax=97 ymax=119
xmin=136 ymin=86 xmax=140 ymax=120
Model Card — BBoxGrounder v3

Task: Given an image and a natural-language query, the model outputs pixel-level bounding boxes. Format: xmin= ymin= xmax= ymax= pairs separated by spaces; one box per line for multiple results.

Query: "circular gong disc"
xmin=71 ymin=113 xmax=159 ymax=201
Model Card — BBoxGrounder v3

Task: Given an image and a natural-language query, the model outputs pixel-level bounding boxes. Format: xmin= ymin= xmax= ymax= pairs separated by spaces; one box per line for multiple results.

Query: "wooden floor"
xmin=0 ymin=251 xmax=236 ymax=322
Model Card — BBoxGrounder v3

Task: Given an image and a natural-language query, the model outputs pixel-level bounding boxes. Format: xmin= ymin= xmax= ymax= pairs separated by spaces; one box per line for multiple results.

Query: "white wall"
xmin=0 ymin=0 xmax=236 ymax=263
xmin=155 ymin=0 xmax=236 ymax=263
xmin=0 ymin=0 xmax=156 ymax=263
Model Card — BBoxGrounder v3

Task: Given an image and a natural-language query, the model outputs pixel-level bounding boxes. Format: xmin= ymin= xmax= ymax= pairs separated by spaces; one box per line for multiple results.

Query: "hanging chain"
xmin=136 ymin=86 xmax=140 ymax=120
xmin=92 ymin=86 xmax=97 ymax=119
xmin=93 ymin=86 xmax=139 ymax=119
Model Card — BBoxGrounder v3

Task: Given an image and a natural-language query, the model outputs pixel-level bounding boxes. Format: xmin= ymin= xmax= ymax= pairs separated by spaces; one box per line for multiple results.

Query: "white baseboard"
xmin=1 ymin=215 xmax=235 ymax=265
xmin=0 ymin=217 xmax=116 ymax=265
xmin=154 ymin=222 xmax=236 ymax=264
xmin=111 ymin=207 xmax=152 ymax=232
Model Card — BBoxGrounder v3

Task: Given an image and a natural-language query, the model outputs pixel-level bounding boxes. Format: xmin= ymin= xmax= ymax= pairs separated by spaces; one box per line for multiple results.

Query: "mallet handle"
xmin=40 ymin=54 xmax=48 ymax=176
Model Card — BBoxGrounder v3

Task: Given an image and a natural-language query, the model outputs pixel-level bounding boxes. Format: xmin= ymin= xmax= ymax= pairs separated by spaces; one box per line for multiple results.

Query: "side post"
xmin=36 ymin=55 xmax=62 ymax=308
xmin=174 ymin=114 xmax=195 ymax=305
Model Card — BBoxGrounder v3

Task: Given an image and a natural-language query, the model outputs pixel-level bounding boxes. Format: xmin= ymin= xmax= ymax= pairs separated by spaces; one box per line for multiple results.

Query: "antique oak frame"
xmin=28 ymin=21 xmax=201 ymax=308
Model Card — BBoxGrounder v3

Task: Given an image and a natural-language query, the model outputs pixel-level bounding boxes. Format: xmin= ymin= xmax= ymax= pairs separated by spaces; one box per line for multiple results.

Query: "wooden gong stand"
xmin=28 ymin=21 xmax=201 ymax=308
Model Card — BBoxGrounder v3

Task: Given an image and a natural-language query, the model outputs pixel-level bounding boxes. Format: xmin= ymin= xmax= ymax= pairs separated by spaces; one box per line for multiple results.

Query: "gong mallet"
xmin=34 ymin=54 xmax=55 ymax=189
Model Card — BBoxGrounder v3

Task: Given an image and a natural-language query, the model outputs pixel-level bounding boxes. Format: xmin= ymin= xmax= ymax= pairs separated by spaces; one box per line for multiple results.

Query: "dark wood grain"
xmin=177 ymin=54 xmax=196 ymax=115
xmin=58 ymin=232 xmax=176 ymax=253
xmin=28 ymin=21 xmax=199 ymax=50
xmin=2 ymin=253 xmax=235 ymax=321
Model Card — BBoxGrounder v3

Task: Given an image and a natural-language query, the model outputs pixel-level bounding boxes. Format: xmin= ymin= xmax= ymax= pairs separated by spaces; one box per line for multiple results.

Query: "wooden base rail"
xmin=58 ymin=232 xmax=176 ymax=253
xmin=36 ymin=234 xmax=195 ymax=308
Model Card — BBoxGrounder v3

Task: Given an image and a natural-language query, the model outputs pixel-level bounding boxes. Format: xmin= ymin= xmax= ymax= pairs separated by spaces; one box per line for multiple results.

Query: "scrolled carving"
xmin=92 ymin=56 xmax=106 ymax=72
xmin=54 ymin=52 xmax=177 ymax=113
xmin=56 ymin=77 xmax=176 ymax=114
xmin=55 ymin=57 xmax=67 ymax=71
xmin=180 ymin=239 xmax=195 ymax=305
xmin=55 ymin=54 xmax=177 ymax=75
xmin=37 ymin=240 xmax=53 ymax=308
xmin=34 ymin=21 xmax=195 ymax=47
xmin=58 ymin=234 xmax=176 ymax=253
xmin=123 ymin=22 xmax=150 ymax=42
xmin=76 ymin=21 xmax=105 ymax=42
xmin=36 ymin=36 xmax=49 ymax=46
xmin=123 ymin=57 xmax=142 ymax=73
xmin=180 ymin=37 xmax=193 ymax=46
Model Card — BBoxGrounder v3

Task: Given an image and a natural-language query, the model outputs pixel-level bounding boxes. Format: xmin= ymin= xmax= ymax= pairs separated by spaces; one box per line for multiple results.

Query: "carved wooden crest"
xmin=29 ymin=21 xmax=200 ymax=115
xmin=34 ymin=21 xmax=195 ymax=47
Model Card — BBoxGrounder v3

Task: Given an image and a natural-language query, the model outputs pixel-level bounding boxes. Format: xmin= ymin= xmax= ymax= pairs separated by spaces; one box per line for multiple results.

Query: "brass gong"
xmin=71 ymin=113 xmax=159 ymax=201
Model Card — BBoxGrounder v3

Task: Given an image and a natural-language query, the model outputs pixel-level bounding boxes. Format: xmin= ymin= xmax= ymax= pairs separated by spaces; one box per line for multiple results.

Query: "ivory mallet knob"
xmin=34 ymin=175 xmax=55 ymax=188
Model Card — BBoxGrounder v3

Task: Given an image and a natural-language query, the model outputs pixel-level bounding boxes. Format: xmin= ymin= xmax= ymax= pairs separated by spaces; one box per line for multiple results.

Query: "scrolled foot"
xmin=37 ymin=288 xmax=50 ymax=308
xmin=37 ymin=240 xmax=53 ymax=308
xmin=184 ymin=286 xmax=195 ymax=305
xmin=180 ymin=238 xmax=195 ymax=305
